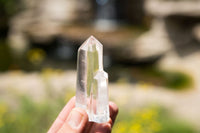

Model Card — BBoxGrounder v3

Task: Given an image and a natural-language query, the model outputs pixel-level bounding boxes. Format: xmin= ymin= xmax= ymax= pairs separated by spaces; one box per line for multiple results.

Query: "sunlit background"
xmin=0 ymin=0 xmax=200 ymax=132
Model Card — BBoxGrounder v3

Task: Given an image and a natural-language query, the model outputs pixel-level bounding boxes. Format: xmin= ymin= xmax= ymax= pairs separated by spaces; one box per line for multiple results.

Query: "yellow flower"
xmin=113 ymin=121 xmax=128 ymax=133
xmin=141 ymin=108 xmax=157 ymax=120
xmin=41 ymin=68 xmax=64 ymax=78
xmin=27 ymin=48 xmax=46 ymax=65
xmin=130 ymin=123 xmax=142 ymax=133
xmin=150 ymin=121 xmax=161 ymax=132
xmin=0 ymin=104 xmax=7 ymax=114
xmin=0 ymin=104 xmax=7 ymax=128
xmin=138 ymin=82 xmax=152 ymax=90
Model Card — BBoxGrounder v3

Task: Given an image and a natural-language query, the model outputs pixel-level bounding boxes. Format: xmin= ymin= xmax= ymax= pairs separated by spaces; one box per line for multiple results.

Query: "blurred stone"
xmin=8 ymin=0 xmax=92 ymax=55
xmin=133 ymin=0 xmax=200 ymax=60
xmin=193 ymin=24 xmax=200 ymax=42
xmin=9 ymin=33 xmax=29 ymax=56
xmin=145 ymin=0 xmax=200 ymax=17
xmin=129 ymin=18 xmax=172 ymax=60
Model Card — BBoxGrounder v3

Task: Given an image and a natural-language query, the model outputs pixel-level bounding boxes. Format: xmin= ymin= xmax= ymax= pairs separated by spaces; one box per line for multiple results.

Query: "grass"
xmin=0 ymin=93 xmax=197 ymax=133
xmin=113 ymin=106 xmax=197 ymax=133
xmin=0 ymin=96 xmax=63 ymax=133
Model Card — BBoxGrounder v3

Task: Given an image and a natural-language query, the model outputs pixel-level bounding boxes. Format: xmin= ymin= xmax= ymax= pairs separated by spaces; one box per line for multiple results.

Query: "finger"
xmin=109 ymin=101 xmax=118 ymax=126
xmin=47 ymin=96 xmax=76 ymax=133
xmin=89 ymin=101 xmax=118 ymax=133
xmin=83 ymin=121 xmax=94 ymax=133
xmin=89 ymin=119 xmax=112 ymax=133
xmin=58 ymin=108 xmax=88 ymax=133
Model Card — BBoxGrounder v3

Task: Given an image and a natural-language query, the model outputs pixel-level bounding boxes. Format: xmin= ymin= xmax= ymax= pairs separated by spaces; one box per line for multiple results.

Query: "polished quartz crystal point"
xmin=76 ymin=36 xmax=109 ymax=123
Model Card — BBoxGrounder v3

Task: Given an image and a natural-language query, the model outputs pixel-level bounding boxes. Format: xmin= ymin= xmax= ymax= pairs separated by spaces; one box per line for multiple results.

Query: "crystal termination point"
xmin=76 ymin=36 xmax=109 ymax=123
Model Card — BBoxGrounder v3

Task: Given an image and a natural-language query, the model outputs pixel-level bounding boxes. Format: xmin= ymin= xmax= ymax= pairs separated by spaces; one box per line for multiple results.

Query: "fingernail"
xmin=67 ymin=108 xmax=84 ymax=129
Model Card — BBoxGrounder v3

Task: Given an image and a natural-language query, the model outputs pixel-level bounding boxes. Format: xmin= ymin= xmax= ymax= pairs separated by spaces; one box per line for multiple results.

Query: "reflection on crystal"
xmin=76 ymin=36 xmax=109 ymax=123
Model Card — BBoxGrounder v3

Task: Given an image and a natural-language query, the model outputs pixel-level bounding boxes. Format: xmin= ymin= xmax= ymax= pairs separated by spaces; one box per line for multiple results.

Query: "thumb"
xmin=58 ymin=108 xmax=88 ymax=133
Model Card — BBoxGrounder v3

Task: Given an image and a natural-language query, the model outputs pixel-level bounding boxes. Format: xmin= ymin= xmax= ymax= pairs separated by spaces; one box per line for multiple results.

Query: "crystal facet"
xmin=76 ymin=36 xmax=109 ymax=123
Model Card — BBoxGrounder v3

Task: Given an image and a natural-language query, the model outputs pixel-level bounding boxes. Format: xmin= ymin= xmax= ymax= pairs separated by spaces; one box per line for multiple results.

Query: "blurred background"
xmin=0 ymin=0 xmax=200 ymax=132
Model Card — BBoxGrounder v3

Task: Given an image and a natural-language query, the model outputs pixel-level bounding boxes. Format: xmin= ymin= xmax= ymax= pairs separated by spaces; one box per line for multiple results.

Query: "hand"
xmin=48 ymin=97 xmax=118 ymax=133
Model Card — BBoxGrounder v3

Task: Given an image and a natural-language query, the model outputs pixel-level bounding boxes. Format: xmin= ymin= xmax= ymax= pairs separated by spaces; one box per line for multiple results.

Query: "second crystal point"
xmin=76 ymin=36 xmax=109 ymax=123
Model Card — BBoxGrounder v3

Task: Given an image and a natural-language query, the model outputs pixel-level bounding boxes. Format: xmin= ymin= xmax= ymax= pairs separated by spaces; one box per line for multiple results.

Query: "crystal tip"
xmin=88 ymin=35 xmax=98 ymax=42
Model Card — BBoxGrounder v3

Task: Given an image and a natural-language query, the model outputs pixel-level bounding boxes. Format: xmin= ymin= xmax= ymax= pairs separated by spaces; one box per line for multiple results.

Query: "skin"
xmin=48 ymin=97 xmax=118 ymax=133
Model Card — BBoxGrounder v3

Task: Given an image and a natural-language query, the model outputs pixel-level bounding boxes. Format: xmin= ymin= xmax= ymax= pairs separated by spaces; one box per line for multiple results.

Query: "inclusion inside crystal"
xmin=76 ymin=36 xmax=109 ymax=123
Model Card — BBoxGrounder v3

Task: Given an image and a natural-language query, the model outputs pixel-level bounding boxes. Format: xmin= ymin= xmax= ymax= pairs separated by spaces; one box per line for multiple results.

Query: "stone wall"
xmin=129 ymin=0 xmax=200 ymax=60
xmin=8 ymin=0 xmax=93 ymax=56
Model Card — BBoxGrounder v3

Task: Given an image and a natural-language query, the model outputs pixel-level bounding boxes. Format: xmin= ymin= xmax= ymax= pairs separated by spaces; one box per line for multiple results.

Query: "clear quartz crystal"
xmin=76 ymin=36 xmax=109 ymax=123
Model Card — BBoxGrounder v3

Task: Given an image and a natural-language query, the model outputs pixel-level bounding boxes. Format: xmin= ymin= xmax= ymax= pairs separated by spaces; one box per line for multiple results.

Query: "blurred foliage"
xmin=0 ymin=44 xmax=47 ymax=71
xmin=109 ymin=65 xmax=193 ymax=90
xmin=0 ymin=92 xmax=197 ymax=133
xmin=0 ymin=0 xmax=20 ymax=38
xmin=113 ymin=106 xmax=162 ymax=133
xmin=0 ymin=97 xmax=56 ymax=133
xmin=0 ymin=40 xmax=13 ymax=71
xmin=137 ymin=67 xmax=194 ymax=90
xmin=113 ymin=106 xmax=197 ymax=133
xmin=0 ymin=0 xmax=19 ymax=16
xmin=27 ymin=48 xmax=46 ymax=65
xmin=0 ymin=94 xmax=70 ymax=133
